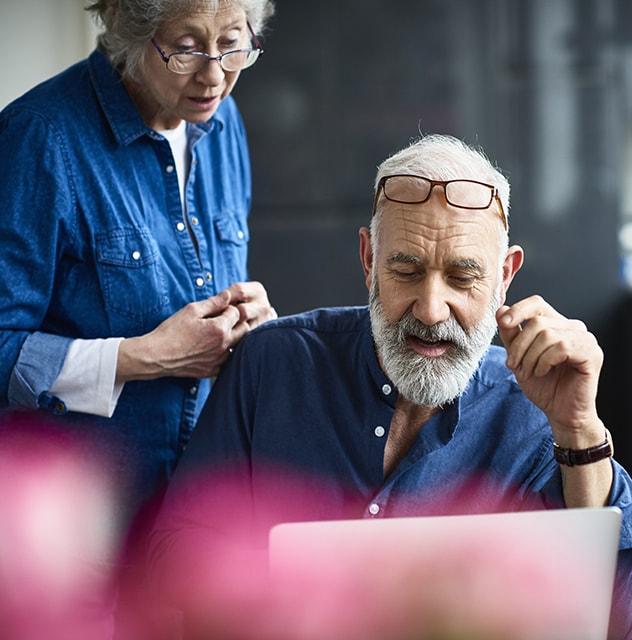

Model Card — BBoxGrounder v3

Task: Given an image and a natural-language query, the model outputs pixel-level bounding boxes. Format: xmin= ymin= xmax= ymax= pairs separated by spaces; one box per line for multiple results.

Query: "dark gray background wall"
xmin=235 ymin=0 xmax=632 ymax=469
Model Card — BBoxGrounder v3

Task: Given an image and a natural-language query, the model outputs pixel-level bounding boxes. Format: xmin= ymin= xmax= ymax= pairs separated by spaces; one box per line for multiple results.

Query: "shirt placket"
xmin=150 ymin=132 xmax=211 ymax=445
xmin=185 ymin=132 xmax=215 ymax=296
xmin=152 ymin=132 xmax=214 ymax=300
xmin=366 ymin=400 xmax=462 ymax=518
xmin=179 ymin=380 xmax=203 ymax=452
xmin=364 ymin=380 xmax=396 ymax=519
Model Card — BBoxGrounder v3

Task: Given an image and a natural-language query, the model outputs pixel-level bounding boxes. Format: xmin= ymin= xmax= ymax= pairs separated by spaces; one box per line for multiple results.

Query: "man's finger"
xmin=518 ymin=331 xmax=561 ymax=379
xmin=496 ymin=305 xmax=522 ymax=349
xmin=497 ymin=295 xmax=562 ymax=330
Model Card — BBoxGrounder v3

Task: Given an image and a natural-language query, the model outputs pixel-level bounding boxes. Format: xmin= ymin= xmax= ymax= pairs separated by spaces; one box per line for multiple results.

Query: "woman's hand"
xmin=226 ymin=281 xmax=277 ymax=329
xmin=116 ymin=289 xmax=248 ymax=382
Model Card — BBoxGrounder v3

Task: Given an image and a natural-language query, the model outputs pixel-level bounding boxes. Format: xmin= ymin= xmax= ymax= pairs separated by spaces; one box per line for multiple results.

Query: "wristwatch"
xmin=553 ymin=433 xmax=613 ymax=467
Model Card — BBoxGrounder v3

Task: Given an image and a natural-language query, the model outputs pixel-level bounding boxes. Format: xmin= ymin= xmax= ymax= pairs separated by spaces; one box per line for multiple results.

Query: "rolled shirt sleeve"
xmin=9 ymin=334 xmax=126 ymax=418
xmin=7 ymin=332 xmax=72 ymax=411
xmin=609 ymin=459 xmax=632 ymax=549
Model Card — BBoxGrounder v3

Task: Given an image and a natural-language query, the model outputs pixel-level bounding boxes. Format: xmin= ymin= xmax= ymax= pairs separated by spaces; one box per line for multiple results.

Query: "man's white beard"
xmin=369 ymin=279 xmax=501 ymax=408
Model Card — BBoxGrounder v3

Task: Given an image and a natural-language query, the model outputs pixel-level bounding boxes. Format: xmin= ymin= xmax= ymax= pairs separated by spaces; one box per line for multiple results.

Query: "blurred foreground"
xmin=0 ymin=416 xmax=627 ymax=640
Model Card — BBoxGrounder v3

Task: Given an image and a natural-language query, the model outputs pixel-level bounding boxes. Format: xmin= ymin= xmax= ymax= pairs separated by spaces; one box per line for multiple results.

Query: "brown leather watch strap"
xmin=553 ymin=434 xmax=613 ymax=467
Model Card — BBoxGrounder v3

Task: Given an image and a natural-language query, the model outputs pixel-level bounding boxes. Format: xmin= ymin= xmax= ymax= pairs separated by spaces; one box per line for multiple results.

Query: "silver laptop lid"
xmin=269 ymin=507 xmax=621 ymax=640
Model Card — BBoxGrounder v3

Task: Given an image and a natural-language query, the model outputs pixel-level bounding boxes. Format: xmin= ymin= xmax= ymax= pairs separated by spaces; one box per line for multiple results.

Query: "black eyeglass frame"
xmin=372 ymin=174 xmax=508 ymax=230
xmin=151 ymin=21 xmax=263 ymax=74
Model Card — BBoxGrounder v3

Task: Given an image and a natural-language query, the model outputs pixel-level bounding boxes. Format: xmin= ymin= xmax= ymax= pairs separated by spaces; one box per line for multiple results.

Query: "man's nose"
xmin=410 ymin=276 xmax=451 ymax=326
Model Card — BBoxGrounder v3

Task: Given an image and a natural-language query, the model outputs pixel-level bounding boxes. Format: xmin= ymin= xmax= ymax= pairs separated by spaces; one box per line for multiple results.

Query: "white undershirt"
xmin=48 ymin=122 xmax=191 ymax=417
xmin=159 ymin=120 xmax=189 ymax=209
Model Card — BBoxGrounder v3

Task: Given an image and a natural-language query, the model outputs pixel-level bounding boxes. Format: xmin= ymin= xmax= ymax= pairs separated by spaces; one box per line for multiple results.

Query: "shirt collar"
xmin=88 ymin=49 xmax=225 ymax=146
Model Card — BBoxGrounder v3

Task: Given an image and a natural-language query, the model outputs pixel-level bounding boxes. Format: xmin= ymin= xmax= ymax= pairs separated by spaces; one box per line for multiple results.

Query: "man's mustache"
xmin=395 ymin=313 xmax=469 ymax=351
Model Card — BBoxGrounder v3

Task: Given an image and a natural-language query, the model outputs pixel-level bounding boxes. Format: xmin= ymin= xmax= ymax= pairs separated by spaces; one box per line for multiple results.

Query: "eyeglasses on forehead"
xmin=372 ymin=174 xmax=507 ymax=230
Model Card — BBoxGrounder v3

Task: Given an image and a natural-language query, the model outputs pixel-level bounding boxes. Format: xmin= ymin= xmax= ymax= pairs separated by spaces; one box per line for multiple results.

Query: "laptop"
xmin=269 ymin=507 xmax=622 ymax=640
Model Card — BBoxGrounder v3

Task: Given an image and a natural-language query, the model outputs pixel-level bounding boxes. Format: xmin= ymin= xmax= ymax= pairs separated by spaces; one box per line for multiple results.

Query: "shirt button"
xmin=189 ymin=386 xmax=197 ymax=395
xmin=374 ymin=426 xmax=385 ymax=438
xmin=237 ymin=230 xmax=245 ymax=240
xmin=368 ymin=503 xmax=380 ymax=516
xmin=382 ymin=384 xmax=392 ymax=395
xmin=206 ymin=272 xmax=213 ymax=282
xmin=195 ymin=277 xmax=205 ymax=287
xmin=166 ymin=165 xmax=175 ymax=174
xmin=191 ymin=216 xmax=199 ymax=226
xmin=131 ymin=250 xmax=141 ymax=261
xmin=176 ymin=222 xmax=186 ymax=232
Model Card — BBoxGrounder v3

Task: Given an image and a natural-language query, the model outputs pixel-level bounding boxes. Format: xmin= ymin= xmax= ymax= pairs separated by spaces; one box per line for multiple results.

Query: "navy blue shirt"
xmin=151 ymin=307 xmax=632 ymax=637
xmin=0 ymin=50 xmax=251 ymax=515
xmin=171 ymin=306 xmax=632 ymax=547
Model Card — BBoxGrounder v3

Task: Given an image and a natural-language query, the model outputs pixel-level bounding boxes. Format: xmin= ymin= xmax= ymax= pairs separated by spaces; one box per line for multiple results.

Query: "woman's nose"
xmin=194 ymin=58 xmax=225 ymax=86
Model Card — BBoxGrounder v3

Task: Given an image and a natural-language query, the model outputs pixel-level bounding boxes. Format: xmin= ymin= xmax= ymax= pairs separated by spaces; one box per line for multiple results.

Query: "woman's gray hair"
xmin=371 ymin=134 xmax=510 ymax=253
xmin=86 ymin=0 xmax=275 ymax=80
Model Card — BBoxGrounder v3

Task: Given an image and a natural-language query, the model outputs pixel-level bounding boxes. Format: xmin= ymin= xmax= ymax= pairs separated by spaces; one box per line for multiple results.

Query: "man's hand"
xmin=496 ymin=295 xmax=605 ymax=448
xmin=117 ymin=290 xmax=248 ymax=382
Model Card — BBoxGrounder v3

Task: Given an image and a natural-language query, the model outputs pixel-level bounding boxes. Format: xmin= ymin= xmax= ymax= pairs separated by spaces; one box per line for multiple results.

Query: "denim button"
xmin=237 ymin=230 xmax=244 ymax=239
xmin=166 ymin=165 xmax=175 ymax=174
xmin=195 ymin=277 xmax=204 ymax=287
xmin=374 ymin=426 xmax=385 ymax=438
xmin=382 ymin=384 xmax=392 ymax=395
xmin=131 ymin=250 xmax=141 ymax=261
xmin=368 ymin=503 xmax=380 ymax=515
xmin=39 ymin=394 xmax=67 ymax=415
xmin=189 ymin=386 xmax=197 ymax=395
xmin=191 ymin=216 xmax=199 ymax=226
xmin=176 ymin=222 xmax=185 ymax=232
xmin=206 ymin=272 xmax=213 ymax=281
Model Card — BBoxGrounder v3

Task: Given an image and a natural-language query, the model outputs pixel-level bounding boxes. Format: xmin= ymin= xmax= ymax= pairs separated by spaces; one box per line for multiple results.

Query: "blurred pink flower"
xmin=0 ymin=417 xmax=120 ymax=640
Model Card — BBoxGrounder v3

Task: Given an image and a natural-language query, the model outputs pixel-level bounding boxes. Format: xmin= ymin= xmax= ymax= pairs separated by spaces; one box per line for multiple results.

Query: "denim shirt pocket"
xmin=96 ymin=227 xmax=170 ymax=327
xmin=213 ymin=211 xmax=249 ymax=284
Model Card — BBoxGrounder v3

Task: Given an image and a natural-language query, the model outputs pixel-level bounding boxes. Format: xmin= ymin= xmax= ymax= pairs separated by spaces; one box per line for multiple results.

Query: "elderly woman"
xmin=0 ymin=0 xmax=276 ymax=519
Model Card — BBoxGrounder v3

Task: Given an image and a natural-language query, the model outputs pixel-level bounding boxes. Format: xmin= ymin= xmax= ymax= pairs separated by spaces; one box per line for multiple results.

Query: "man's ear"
xmin=358 ymin=227 xmax=373 ymax=291
xmin=499 ymin=245 xmax=524 ymax=305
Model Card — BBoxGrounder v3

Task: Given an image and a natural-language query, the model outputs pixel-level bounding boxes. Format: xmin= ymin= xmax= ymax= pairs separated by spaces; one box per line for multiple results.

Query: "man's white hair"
xmin=370 ymin=134 xmax=510 ymax=254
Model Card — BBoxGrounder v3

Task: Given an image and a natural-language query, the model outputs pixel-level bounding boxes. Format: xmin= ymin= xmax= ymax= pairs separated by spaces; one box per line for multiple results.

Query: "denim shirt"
xmin=0 ymin=50 xmax=251 ymax=513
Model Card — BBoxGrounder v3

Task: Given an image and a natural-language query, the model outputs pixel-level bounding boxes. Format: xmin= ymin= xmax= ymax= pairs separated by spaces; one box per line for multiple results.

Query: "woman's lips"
xmin=406 ymin=335 xmax=452 ymax=358
xmin=187 ymin=95 xmax=220 ymax=110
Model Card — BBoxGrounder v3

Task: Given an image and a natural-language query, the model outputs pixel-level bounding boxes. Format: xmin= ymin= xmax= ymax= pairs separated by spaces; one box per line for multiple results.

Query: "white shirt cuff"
xmin=49 ymin=338 xmax=125 ymax=418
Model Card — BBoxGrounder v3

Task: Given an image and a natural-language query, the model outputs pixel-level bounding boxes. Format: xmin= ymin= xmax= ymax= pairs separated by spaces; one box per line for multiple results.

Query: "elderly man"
xmin=149 ymin=134 xmax=632 ymax=634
